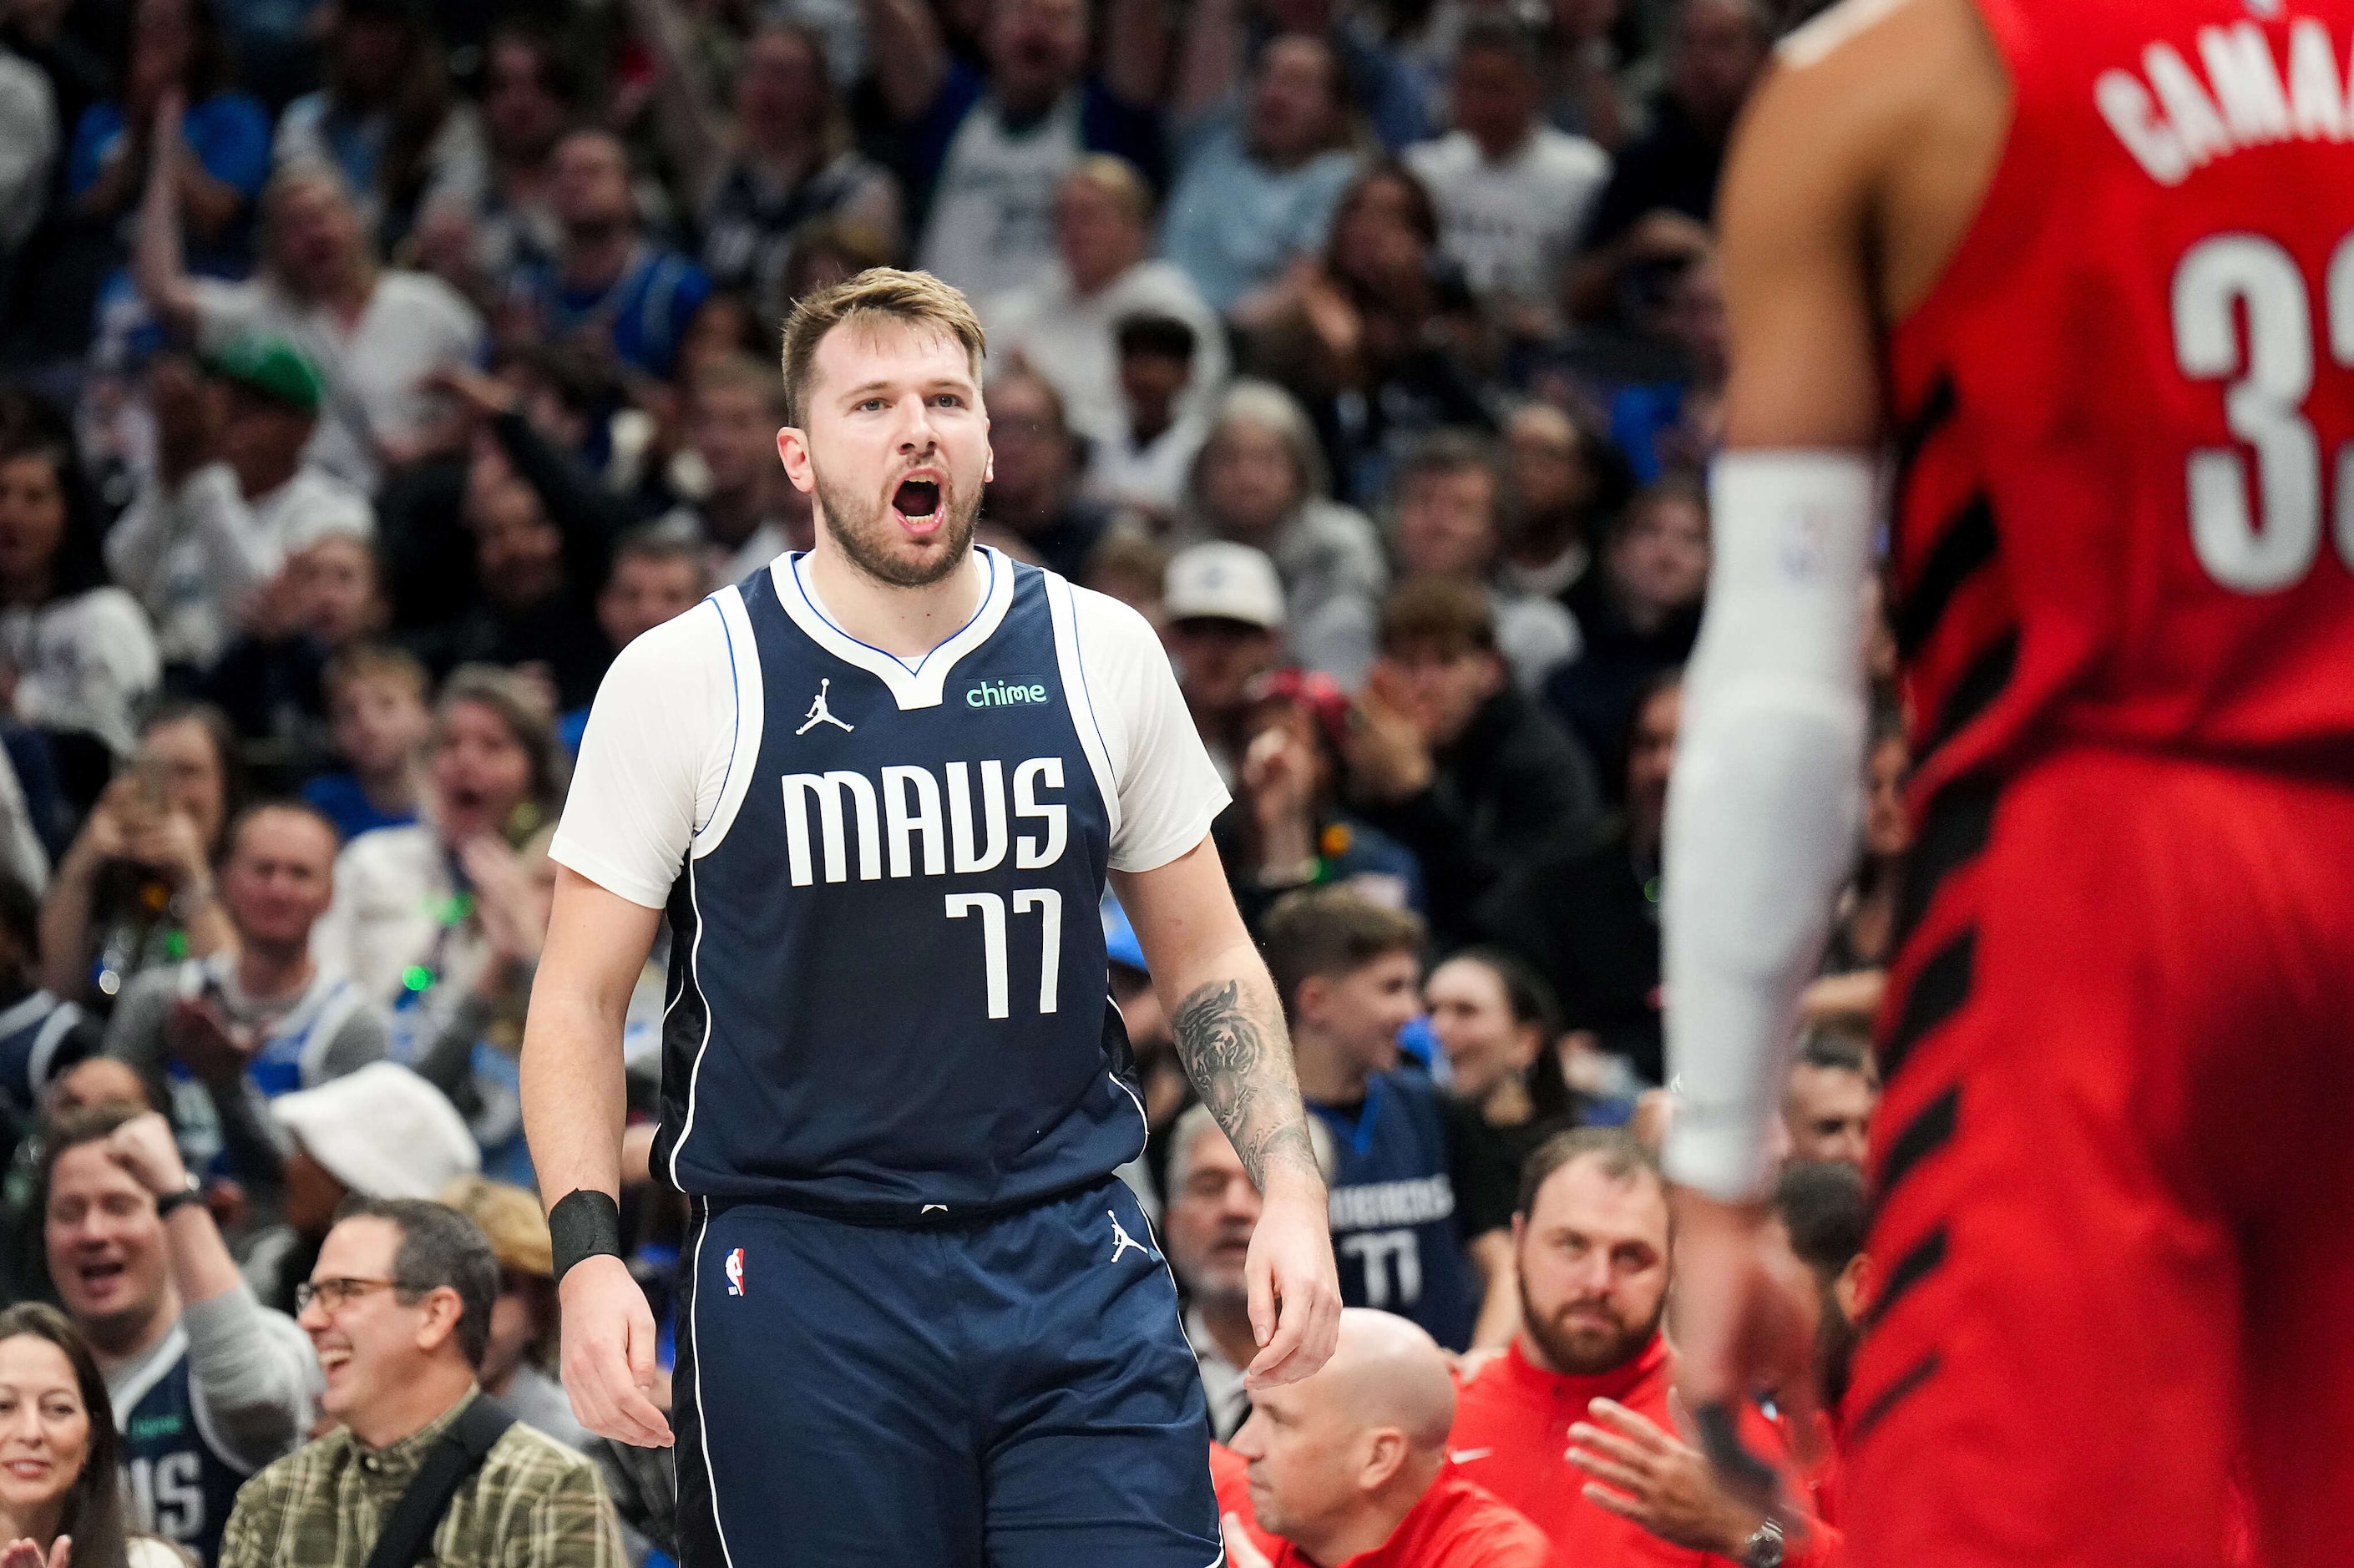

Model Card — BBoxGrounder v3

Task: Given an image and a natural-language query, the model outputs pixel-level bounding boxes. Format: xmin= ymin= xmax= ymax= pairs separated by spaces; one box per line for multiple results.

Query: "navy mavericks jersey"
xmin=1310 ymin=1067 xmax=1476 ymax=1351
xmin=115 ymin=1325 xmax=251 ymax=1565
xmin=654 ymin=550 xmax=1147 ymax=1221
xmin=0 ymin=989 xmax=95 ymax=1115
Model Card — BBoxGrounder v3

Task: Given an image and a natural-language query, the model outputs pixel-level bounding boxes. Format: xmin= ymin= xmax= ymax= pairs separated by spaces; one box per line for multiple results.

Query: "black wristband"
xmin=549 ymin=1190 xmax=624 ymax=1284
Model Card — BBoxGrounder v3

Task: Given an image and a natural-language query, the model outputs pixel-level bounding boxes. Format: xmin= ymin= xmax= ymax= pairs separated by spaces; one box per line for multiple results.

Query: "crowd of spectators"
xmin=0 ymin=0 xmax=1929 ymax=1560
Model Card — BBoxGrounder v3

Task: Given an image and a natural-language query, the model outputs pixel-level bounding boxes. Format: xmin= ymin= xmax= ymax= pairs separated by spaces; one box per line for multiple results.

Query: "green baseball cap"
xmin=204 ymin=334 xmax=325 ymax=413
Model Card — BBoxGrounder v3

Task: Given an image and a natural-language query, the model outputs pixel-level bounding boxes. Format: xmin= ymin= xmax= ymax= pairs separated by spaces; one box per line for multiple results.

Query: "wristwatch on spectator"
xmin=1740 ymin=1519 xmax=1785 ymax=1568
xmin=154 ymin=1169 xmax=203 ymax=1217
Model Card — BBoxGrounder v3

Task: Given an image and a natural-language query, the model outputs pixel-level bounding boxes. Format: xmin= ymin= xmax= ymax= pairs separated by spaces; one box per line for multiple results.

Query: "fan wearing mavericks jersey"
xmin=42 ymin=1106 xmax=317 ymax=1565
xmin=524 ymin=267 xmax=1341 ymax=1566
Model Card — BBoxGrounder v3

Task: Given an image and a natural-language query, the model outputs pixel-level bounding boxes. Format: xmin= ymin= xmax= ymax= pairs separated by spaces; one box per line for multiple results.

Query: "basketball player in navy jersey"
xmin=522 ymin=268 xmax=1341 ymax=1566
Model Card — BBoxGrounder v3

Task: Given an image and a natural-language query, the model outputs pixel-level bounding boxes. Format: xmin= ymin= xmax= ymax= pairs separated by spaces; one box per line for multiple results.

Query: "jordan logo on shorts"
xmin=797 ymin=678 xmax=854 ymax=735
xmin=1107 ymin=1211 xmax=1148 ymax=1264
xmin=725 ymin=1247 xmax=746 ymax=1296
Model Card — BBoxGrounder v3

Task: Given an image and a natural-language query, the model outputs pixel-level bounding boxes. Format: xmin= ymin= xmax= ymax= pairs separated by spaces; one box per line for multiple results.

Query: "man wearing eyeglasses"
xmin=217 ymin=1196 xmax=623 ymax=1568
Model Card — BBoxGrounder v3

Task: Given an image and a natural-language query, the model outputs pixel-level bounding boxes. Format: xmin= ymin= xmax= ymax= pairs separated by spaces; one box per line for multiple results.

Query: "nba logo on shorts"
xmin=725 ymin=1247 xmax=746 ymax=1297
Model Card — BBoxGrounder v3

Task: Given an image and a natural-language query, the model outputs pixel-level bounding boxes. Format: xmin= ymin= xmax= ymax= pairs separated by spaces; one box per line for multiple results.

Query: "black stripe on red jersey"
xmin=1894 ymin=495 xmax=1997 ymax=660
xmin=1881 ymin=928 xmax=1975 ymax=1086
xmin=1863 ymin=1223 xmax=1947 ymax=1334
xmin=1848 ymin=1351 xmax=1941 ymax=1449
xmin=1877 ymin=1085 xmax=1960 ymax=1210
xmin=1916 ymin=627 xmax=2019 ymax=761
xmin=1891 ymin=774 xmax=1999 ymax=959
xmin=1889 ymin=372 xmax=1956 ymax=513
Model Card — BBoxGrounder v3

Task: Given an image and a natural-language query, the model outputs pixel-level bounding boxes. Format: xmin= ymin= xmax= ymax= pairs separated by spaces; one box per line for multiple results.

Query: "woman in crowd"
xmin=1544 ymin=472 xmax=1709 ymax=792
xmin=0 ymin=1302 xmax=183 ymax=1568
xmin=65 ymin=0 xmax=268 ymax=277
xmin=134 ymin=138 xmax=484 ymax=491
xmin=311 ymin=664 xmax=565 ymax=1049
xmin=1185 ymin=379 xmax=1387 ymax=686
xmin=0 ymin=413 xmax=161 ymax=777
xmin=1238 ymin=160 xmax=1494 ymax=508
xmin=1425 ymin=944 xmax=1580 ymax=1346
xmin=39 ymin=702 xmax=240 ymax=1005
xmin=1428 ymin=946 xmax=1580 ymax=1166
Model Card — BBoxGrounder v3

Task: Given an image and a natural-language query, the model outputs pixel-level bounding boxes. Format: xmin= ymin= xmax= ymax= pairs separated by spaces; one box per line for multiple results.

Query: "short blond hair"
xmin=778 ymin=267 xmax=986 ymax=426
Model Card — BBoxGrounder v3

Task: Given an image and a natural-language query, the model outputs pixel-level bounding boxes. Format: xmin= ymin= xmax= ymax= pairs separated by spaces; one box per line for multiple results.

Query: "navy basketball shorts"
xmin=671 ymin=1176 xmax=1222 ymax=1567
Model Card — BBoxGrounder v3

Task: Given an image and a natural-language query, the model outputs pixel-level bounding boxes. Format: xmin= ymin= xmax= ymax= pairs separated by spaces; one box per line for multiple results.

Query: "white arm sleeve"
xmin=548 ymin=602 xmax=738 ymax=908
xmin=1661 ymin=451 xmax=1876 ymax=1202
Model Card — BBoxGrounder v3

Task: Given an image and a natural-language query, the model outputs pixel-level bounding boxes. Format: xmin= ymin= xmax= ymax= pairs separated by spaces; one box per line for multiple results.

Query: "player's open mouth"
xmin=893 ymin=477 xmax=942 ymax=532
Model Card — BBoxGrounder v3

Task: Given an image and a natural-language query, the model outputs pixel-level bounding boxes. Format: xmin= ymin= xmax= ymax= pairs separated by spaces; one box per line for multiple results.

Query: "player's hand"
xmin=1669 ymin=1187 xmax=1820 ymax=1508
xmin=558 ymin=1254 xmax=673 ymax=1448
xmin=1242 ymin=1176 xmax=1341 ymax=1389
xmin=1568 ymin=1393 xmax=1764 ymax=1555
xmin=1220 ymin=1514 xmax=1273 ymax=1568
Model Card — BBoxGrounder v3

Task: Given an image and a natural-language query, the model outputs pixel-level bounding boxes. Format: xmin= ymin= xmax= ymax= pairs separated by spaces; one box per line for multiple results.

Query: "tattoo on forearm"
xmin=1171 ymin=979 xmax=1320 ymax=1191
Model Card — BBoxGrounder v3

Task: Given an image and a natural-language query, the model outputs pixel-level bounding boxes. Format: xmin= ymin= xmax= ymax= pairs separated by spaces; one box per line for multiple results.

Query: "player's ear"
xmin=777 ymin=427 xmax=817 ymax=494
xmin=1835 ymin=1251 xmax=1871 ymax=1324
xmin=1357 ymin=1428 xmax=1408 ymax=1491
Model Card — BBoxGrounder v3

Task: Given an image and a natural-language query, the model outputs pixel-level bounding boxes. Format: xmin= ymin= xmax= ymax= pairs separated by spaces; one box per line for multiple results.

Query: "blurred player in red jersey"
xmin=1659 ymin=0 xmax=2354 ymax=1565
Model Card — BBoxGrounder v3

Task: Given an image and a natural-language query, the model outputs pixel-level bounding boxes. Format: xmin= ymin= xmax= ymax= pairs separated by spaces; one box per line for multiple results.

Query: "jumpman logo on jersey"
xmin=796 ymin=678 xmax=854 ymax=735
xmin=1108 ymin=1211 xmax=1148 ymax=1264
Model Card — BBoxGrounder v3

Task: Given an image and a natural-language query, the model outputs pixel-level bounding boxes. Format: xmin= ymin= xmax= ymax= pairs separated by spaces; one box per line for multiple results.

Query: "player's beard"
xmin=1519 ymin=1277 xmax=1666 ymax=1377
xmin=812 ymin=458 xmax=981 ymax=589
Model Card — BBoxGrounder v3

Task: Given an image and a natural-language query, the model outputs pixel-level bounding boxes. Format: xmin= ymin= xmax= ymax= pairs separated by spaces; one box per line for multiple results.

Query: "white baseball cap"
xmin=1164 ymin=542 xmax=1286 ymax=630
xmin=271 ymin=1062 xmax=481 ymax=1201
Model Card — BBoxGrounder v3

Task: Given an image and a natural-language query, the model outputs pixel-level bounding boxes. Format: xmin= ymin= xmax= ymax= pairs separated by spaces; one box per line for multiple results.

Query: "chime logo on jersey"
xmin=725 ymin=1247 xmax=746 ymax=1297
xmin=778 ymin=756 xmax=1071 ymax=886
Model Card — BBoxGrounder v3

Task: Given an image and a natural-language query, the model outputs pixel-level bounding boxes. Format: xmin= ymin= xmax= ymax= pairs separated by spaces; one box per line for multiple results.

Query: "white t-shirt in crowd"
xmin=190 ymin=270 xmax=484 ymax=492
xmin=1404 ymin=125 xmax=1609 ymax=308
xmin=0 ymin=587 xmax=160 ymax=756
xmin=916 ymin=90 xmax=1086 ymax=302
xmin=107 ymin=462 xmax=372 ymax=668
xmin=983 ymin=259 xmax=1230 ymax=449
xmin=551 ymin=548 xmax=1230 ymax=909
xmin=1084 ymin=407 xmax=1209 ymax=518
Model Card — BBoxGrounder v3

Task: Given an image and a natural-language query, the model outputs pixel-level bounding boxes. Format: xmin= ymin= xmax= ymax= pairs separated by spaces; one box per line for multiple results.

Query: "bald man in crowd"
xmin=1214 ymin=1308 xmax=1556 ymax=1567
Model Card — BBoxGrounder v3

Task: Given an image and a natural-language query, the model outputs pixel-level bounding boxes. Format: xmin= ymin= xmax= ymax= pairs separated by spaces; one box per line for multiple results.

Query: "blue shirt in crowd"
xmin=68 ymin=92 xmax=271 ymax=273
xmin=509 ymin=245 xmax=712 ymax=381
xmin=1160 ymin=109 xmax=1359 ymax=313
xmin=301 ymin=773 xmax=418 ymax=842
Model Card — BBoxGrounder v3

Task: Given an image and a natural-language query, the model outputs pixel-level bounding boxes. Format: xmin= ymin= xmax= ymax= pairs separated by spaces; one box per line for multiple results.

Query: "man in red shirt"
xmin=1450 ymin=1129 xmax=1835 ymax=1568
xmin=1216 ymin=1308 xmax=1556 ymax=1567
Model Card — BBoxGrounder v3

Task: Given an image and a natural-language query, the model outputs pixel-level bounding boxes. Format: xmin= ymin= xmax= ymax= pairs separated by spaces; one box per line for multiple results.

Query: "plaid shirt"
xmin=217 ymin=1387 xmax=625 ymax=1568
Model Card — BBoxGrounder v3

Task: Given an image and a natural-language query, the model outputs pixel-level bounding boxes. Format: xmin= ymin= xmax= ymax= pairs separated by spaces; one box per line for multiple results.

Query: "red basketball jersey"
xmin=1886 ymin=0 xmax=2354 ymax=811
